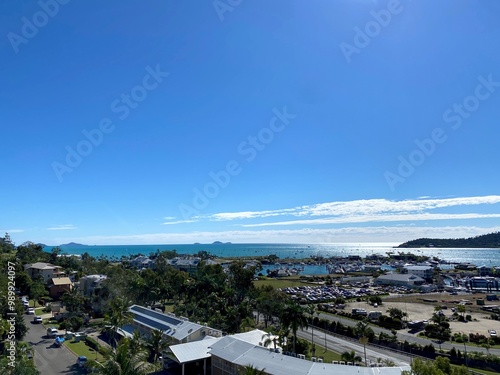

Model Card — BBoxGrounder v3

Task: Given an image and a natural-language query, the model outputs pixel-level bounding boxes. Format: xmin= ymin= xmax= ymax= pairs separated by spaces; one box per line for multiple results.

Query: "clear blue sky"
xmin=2 ymin=0 xmax=500 ymax=245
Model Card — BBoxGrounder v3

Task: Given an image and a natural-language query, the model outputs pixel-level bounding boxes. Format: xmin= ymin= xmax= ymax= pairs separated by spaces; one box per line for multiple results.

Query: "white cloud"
xmin=0 ymin=228 xmax=25 ymax=233
xmin=204 ymin=195 xmax=500 ymax=225
xmin=51 ymin=225 xmax=500 ymax=245
xmin=47 ymin=225 xmax=77 ymax=231
xmin=241 ymin=213 xmax=500 ymax=227
xmin=162 ymin=220 xmax=198 ymax=225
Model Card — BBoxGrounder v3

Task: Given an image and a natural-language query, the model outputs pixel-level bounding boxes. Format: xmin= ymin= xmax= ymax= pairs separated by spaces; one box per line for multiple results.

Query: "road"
xmin=298 ymin=328 xmax=412 ymax=367
xmin=316 ymin=311 xmax=500 ymax=356
xmin=23 ymin=314 xmax=84 ymax=375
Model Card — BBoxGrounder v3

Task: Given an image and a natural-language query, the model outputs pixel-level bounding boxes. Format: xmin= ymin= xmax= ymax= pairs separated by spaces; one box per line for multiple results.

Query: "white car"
xmin=489 ymin=330 xmax=497 ymax=337
xmin=47 ymin=327 xmax=58 ymax=337
xmin=26 ymin=307 xmax=35 ymax=315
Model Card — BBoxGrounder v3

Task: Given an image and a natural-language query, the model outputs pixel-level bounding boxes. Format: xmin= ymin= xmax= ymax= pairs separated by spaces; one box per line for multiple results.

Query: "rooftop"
xmin=209 ymin=336 xmax=410 ymax=375
xmin=129 ymin=305 xmax=206 ymax=341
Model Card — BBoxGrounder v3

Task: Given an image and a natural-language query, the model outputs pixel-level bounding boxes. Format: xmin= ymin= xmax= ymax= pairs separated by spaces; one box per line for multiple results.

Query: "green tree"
xmin=104 ymin=296 xmax=134 ymax=347
xmin=341 ymin=350 xmax=362 ymax=364
xmin=61 ymin=287 xmax=84 ymax=312
xmin=280 ymin=302 xmax=308 ymax=354
xmin=146 ymin=329 xmax=170 ymax=362
xmin=98 ymin=337 xmax=159 ymax=375
xmin=239 ymin=365 xmax=266 ymax=375
xmin=355 ymin=320 xmax=374 ymax=366
xmin=387 ymin=307 xmax=406 ymax=321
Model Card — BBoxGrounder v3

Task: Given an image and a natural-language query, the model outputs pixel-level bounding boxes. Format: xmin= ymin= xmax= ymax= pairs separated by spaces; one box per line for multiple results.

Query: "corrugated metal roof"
xmin=169 ymin=336 xmax=219 ymax=363
xmin=210 ymin=337 xmax=411 ymax=375
xmin=129 ymin=305 xmax=204 ymax=341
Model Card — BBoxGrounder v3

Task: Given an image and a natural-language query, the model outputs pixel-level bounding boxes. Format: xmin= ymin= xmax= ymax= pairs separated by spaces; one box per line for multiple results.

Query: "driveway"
xmin=23 ymin=314 xmax=85 ymax=375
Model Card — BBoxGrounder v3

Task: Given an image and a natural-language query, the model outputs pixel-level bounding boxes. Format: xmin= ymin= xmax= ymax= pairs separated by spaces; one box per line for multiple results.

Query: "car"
xmin=47 ymin=327 xmax=58 ymax=337
xmin=489 ymin=330 xmax=497 ymax=337
xmin=77 ymin=356 xmax=87 ymax=367
xmin=33 ymin=316 xmax=42 ymax=324
xmin=26 ymin=307 xmax=35 ymax=315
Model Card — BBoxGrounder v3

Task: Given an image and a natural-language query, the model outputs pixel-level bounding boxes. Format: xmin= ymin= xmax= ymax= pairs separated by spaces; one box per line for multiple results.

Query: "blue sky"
xmin=2 ymin=0 xmax=500 ymax=245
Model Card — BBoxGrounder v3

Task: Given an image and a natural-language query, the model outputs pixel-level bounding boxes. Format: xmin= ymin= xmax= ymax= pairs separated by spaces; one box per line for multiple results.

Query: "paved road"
xmin=23 ymin=314 xmax=84 ymax=375
xmin=316 ymin=311 xmax=500 ymax=355
xmin=298 ymin=328 xmax=412 ymax=367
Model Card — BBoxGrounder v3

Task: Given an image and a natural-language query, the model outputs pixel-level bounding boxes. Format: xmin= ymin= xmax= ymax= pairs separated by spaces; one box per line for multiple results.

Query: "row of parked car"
xmin=281 ymin=285 xmax=384 ymax=302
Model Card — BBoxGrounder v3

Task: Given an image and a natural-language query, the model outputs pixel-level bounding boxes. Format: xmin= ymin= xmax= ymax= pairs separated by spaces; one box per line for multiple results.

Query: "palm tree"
xmin=98 ymin=337 xmax=159 ymax=375
xmin=146 ymin=329 xmax=170 ymax=362
xmin=104 ymin=297 xmax=134 ymax=347
xmin=239 ymin=364 xmax=266 ymax=375
xmin=280 ymin=302 xmax=308 ymax=354
xmin=355 ymin=320 xmax=373 ymax=366
xmin=261 ymin=329 xmax=281 ymax=350
xmin=341 ymin=350 xmax=362 ymax=364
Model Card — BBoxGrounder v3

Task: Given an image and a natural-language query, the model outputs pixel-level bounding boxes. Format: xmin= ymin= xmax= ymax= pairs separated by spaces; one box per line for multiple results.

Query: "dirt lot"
xmin=348 ymin=292 xmax=500 ymax=336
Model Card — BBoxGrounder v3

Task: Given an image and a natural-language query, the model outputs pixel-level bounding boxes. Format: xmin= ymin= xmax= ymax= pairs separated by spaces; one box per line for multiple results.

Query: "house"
xmin=122 ymin=305 xmax=222 ymax=345
xmin=24 ymin=262 xmax=65 ymax=283
xmin=167 ymin=257 xmax=201 ymax=273
xmin=402 ymin=265 xmax=434 ymax=281
xmin=78 ymin=274 xmax=107 ymax=296
xmin=374 ymin=273 xmax=425 ymax=288
xmin=130 ymin=255 xmax=155 ymax=269
xmin=47 ymin=277 xmax=73 ymax=299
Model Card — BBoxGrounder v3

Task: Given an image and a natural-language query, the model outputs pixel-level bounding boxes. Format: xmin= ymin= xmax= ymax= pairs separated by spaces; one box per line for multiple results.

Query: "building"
xmin=24 ymin=262 xmax=65 ymax=283
xmin=209 ymin=336 xmax=410 ymax=375
xmin=122 ymin=305 xmax=222 ymax=345
xmin=47 ymin=277 xmax=73 ymax=299
xmin=129 ymin=255 xmax=155 ymax=269
xmin=374 ymin=273 xmax=425 ymax=288
xmin=166 ymin=329 xmax=275 ymax=375
xmin=78 ymin=274 xmax=107 ymax=296
xmin=402 ymin=265 xmax=434 ymax=281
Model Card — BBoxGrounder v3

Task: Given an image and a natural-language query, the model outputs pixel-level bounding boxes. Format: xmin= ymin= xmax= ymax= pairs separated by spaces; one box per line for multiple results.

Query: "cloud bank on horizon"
xmin=6 ymin=195 xmax=499 ymax=245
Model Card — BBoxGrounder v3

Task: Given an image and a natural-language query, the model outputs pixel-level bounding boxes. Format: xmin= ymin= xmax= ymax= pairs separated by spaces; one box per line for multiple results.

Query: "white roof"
xmin=166 ymin=329 xmax=275 ymax=365
xmin=24 ymin=262 xmax=58 ymax=270
xmin=169 ymin=336 xmax=218 ymax=363
xmin=209 ymin=337 xmax=410 ymax=375
xmin=405 ymin=265 xmax=432 ymax=270
xmin=231 ymin=329 xmax=275 ymax=347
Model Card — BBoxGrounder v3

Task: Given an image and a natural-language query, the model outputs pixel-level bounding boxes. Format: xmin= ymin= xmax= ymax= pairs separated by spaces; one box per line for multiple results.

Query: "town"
xmin=2 ymin=236 xmax=500 ymax=374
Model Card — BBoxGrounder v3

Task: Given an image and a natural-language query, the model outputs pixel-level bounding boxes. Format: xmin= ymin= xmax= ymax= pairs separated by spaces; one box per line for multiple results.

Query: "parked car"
xmin=47 ymin=327 xmax=58 ymax=337
xmin=77 ymin=356 xmax=87 ymax=367
xmin=489 ymin=330 xmax=497 ymax=337
xmin=33 ymin=316 xmax=42 ymax=324
xmin=26 ymin=307 xmax=35 ymax=315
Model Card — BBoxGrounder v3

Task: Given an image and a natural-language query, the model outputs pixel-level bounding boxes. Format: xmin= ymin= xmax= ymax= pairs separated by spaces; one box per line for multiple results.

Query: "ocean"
xmin=45 ymin=242 xmax=500 ymax=267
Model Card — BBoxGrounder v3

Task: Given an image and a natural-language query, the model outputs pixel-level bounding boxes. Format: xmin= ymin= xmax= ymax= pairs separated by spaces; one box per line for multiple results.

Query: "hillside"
xmin=397 ymin=232 xmax=500 ymax=248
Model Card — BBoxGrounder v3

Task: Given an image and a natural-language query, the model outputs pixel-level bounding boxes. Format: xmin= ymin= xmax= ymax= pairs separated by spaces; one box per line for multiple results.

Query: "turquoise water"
xmin=45 ymin=243 xmax=500 ymax=267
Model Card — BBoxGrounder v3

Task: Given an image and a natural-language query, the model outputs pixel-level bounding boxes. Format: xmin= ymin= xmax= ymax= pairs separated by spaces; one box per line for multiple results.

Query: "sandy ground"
xmin=349 ymin=296 xmax=498 ymax=336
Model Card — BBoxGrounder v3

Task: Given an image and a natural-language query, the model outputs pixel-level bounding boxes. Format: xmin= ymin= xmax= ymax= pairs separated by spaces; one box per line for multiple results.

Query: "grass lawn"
xmin=164 ymin=303 xmax=175 ymax=313
xmin=309 ymin=344 xmax=343 ymax=363
xmin=35 ymin=307 xmax=45 ymax=315
xmin=64 ymin=340 xmax=105 ymax=362
xmin=254 ymin=277 xmax=309 ymax=289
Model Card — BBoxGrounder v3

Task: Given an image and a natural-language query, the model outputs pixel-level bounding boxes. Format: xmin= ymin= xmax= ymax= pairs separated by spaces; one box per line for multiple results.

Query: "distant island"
xmin=59 ymin=242 xmax=88 ymax=247
xmin=212 ymin=241 xmax=232 ymax=245
xmin=397 ymin=231 xmax=500 ymax=248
